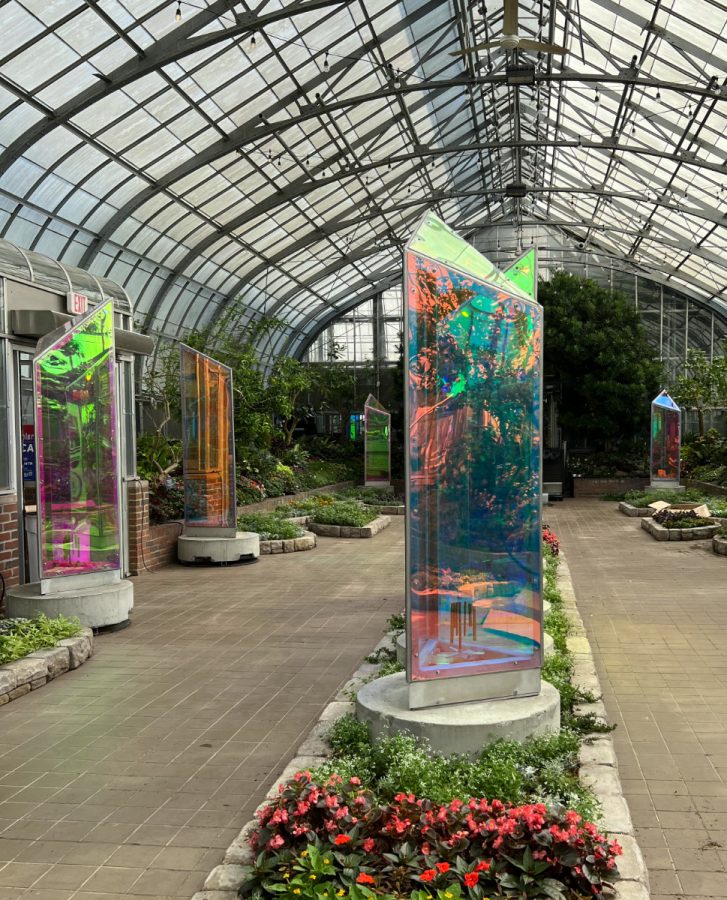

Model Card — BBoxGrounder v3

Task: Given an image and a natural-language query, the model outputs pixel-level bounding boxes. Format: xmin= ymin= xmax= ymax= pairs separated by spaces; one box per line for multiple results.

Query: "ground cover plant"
xmin=310 ymin=501 xmax=378 ymax=528
xmin=338 ymin=487 xmax=402 ymax=505
xmin=244 ymin=775 xmax=622 ymax=900
xmin=651 ymin=509 xmax=713 ymax=529
xmin=0 ymin=615 xmax=82 ymax=665
xmin=237 ymin=513 xmax=305 ymax=541
xmin=622 ymin=486 xmax=705 ymax=506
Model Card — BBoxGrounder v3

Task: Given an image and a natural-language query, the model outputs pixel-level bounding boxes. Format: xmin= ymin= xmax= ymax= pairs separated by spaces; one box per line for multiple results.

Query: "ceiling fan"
xmin=452 ymin=0 xmax=567 ymax=57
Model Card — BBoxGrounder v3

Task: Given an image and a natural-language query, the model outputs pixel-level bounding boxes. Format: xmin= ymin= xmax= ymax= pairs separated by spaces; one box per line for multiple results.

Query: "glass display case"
xmin=404 ymin=213 xmax=543 ymax=706
xmin=180 ymin=345 xmax=236 ymax=530
xmin=364 ymin=395 xmax=391 ymax=487
xmin=34 ymin=301 xmax=120 ymax=579
xmin=650 ymin=390 xmax=681 ymax=485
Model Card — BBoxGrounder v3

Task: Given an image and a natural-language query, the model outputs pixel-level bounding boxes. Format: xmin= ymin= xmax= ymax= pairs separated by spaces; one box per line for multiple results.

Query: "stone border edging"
xmin=0 ymin=626 xmax=94 ymax=707
xmin=713 ymin=535 xmax=727 ymax=556
xmin=259 ymin=531 xmax=317 ymax=554
xmin=557 ymin=552 xmax=649 ymax=899
xmin=365 ymin=504 xmax=405 ymax=516
xmin=641 ymin=517 xmax=719 ymax=542
xmin=618 ymin=501 xmax=652 ymax=518
xmin=308 ymin=515 xmax=391 ymax=539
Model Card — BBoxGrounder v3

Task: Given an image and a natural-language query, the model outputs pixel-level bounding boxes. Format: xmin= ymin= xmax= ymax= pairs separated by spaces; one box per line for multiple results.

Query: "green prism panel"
xmin=503 ymin=248 xmax=537 ymax=301
xmin=34 ymin=301 xmax=120 ymax=579
xmin=364 ymin=394 xmax=391 ymax=486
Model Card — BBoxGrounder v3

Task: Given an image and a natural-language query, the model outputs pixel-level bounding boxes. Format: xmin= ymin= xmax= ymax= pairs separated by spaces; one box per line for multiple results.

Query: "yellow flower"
xmin=323 ymin=859 xmax=330 ymax=865
xmin=445 ymin=893 xmax=453 ymax=899
xmin=310 ymin=875 xmax=317 ymax=881
xmin=293 ymin=891 xmax=301 ymax=895
xmin=284 ymin=875 xmax=290 ymax=881
xmin=301 ymin=851 xmax=309 ymax=858
xmin=337 ymin=892 xmax=346 ymax=897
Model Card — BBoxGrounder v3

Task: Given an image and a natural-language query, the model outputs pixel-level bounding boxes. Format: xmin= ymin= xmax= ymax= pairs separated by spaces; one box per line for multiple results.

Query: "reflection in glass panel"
xmin=35 ymin=301 xmax=120 ymax=579
xmin=405 ymin=214 xmax=542 ymax=685
xmin=364 ymin=395 xmax=390 ymax=486
xmin=651 ymin=391 xmax=681 ymax=483
xmin=180 ymin=346 xmax=236 ymax=529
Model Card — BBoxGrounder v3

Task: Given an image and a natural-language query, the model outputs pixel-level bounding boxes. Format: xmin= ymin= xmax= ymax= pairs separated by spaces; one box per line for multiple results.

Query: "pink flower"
xmin=267 ymin=835 xmax=284 ymax=850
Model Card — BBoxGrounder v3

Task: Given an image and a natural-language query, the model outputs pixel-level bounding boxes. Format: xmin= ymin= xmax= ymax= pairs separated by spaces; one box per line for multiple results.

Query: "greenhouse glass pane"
xmin=180 ymin=345 xmax=236 ymax=530
xmin=34 ymin=301 xmax=120 ymax=579
xmin=405 ymin=214 xmax=542 ymax=702
xmin=503 ymin=248 xmax=537 ymax=300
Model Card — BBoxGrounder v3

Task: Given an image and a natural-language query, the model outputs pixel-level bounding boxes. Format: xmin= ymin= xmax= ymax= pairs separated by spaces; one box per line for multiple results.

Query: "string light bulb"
xmin=250 ymin=33 xmax=257 ymax=51
xmin=323 ymin=51 xmax=329 ymax=73
xmin=175 ymin=2 xmax=181 ymax=21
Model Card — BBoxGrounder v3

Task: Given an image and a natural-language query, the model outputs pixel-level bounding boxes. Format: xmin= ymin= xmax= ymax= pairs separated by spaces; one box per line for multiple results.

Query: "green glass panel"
xmin=364 ymin=394 xmax=391 ymax=485
xmin=407 ymin=211 xmax=532 ymax=301
xmin=34 ymin=301 xmax=119 ymax=579
xmin=503 ymin=248 xmax=537 ymax=300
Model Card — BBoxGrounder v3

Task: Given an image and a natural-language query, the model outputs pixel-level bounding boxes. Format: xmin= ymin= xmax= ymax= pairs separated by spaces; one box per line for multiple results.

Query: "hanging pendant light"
xmin=175 ymin=2 xmax=182 ymax=22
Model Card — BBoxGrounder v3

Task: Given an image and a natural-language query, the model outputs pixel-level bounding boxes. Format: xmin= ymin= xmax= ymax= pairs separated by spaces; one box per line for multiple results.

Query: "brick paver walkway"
xmin=0 ymin=521 xmax=404 ymax=899
xmin=548 ymin=499 xmax=727 ymax=898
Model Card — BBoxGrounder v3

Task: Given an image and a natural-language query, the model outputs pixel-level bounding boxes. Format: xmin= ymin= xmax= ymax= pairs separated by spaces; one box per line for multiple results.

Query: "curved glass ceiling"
xmin=0 ymin=0 xmax=724 ymax=358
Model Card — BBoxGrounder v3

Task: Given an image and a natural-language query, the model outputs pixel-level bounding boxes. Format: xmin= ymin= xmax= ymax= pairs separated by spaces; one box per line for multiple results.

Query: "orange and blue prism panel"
xmin=364 ymin=394 xmax=391 ymax=486
xmin=650 ymin=390 xmax=681 ymax=483
xmin=34 ymin=301 xmax=120 ymax=579
xmin=180 ymin=346 xmax=236 ymax=529
xmin=404 ymin=212 xmax=543 ymax=684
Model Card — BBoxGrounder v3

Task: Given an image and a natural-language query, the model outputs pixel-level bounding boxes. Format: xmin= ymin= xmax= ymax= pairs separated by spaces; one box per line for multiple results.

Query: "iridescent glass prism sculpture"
xmin=650 ymin=390 xmax=681 ymax=488
xmin=180 ymin=346 xmax=236 ymax=534
xmin=404 ymin=212 xmax=543 ymax=709
xmin=34 ymin=301 xmax=120 ymax=581
xmin=364 ymin=395 xmax=391 ymax=487
xmin=504 ymin=247 xmax=538 ymax=301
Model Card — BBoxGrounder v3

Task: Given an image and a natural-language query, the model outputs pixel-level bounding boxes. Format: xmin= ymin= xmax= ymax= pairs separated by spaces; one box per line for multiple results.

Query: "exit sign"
xmin=66 ymin=292 xmax=88 ymax=315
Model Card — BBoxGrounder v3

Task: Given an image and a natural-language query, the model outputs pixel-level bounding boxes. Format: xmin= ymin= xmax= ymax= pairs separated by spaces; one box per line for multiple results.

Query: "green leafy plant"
xmin=310 ymin=502 xmax=377 ymax=528
xmin=0 ymin=615 xmax=82 ymax=665
xmin=237 ymin=513 xmax=305 ymax=541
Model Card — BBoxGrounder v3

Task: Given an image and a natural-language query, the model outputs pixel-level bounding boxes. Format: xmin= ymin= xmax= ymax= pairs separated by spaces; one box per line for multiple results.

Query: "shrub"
xmin=339 ymin=487 xmax=401 ymax=504
xmin=652 ymin=509 xmax=711 ymax=528
xmin=237 ymin=513 xmax=305 ymax=541
xmin=246 ymin=774 xmax=621 ymax=899
xmin=311 ymin=501 xmax=377 ymax=528
xmin=623 ymin=487 xmax=704 ymax=506
xmin=542 ymin=526 xmax=559 ymax=556
xmin=148 ymin=476 xmax=185 ymax=524
xmin=0 ymin=615 xmax=82 ymax=665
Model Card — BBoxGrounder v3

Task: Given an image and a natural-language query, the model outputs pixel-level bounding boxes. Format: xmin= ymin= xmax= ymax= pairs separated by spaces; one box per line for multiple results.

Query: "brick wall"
xmin=127 ymin=480 xmax=182 ymax=575
xmin=572 ymin=476 xmax=647 ymax=498
xmin=0 ymin=493 xmax=20 ymax=606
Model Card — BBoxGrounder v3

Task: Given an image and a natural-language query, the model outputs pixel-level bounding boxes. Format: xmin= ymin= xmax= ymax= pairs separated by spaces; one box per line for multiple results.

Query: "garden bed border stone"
xmin=641 ymin=517 xmax=719 ymax=542
xmin=193 ymin=557 xmax=648 ymax=900
xmin=364 ymin=503 xmax=405 ymax=516
xmin=308 ymin=515 xmax=391 ymax=539
xmin=259 ymin=531 xmax=316 ymax=554
xmin=0 ymin=626 xmax=94 ymax=707
xmin=618 ymin=501 xmax=653 ymax=518
xmin=713 ymin=535 xmax=727 ymax=557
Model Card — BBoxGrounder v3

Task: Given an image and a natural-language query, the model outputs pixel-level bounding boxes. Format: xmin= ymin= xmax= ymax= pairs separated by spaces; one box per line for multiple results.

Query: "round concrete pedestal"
xmin=6 ymin=579 xmax=134 ymax=629
xmin=178 ymin=531 xmax=259 ymax=564
xmin=356 ymin=672 xmax=560 ymax=757
xmin=395 ymin=631 xmax=555 ymax=666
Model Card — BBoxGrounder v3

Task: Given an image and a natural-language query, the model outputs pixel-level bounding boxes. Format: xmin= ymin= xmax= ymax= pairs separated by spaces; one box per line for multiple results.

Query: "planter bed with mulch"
xmin=641 ymin=517 xmax=720 ymax=542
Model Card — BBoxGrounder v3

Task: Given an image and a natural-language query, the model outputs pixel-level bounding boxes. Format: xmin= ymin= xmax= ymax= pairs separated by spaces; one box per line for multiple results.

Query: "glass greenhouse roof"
xmin=0 ymin=0 xmax=724 ymax=360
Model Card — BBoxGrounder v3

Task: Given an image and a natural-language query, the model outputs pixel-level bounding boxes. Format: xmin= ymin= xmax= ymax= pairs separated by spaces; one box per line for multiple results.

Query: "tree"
xmin=671 ymin=349 xmax=727 ymax=436
xmin=539 ymin=271 xmax=662 ymax=449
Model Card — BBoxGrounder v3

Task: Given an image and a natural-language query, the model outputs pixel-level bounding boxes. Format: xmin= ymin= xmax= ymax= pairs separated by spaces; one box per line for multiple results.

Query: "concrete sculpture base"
xmin=178 ymin=531 xmax=260 ymax=564
xmin=356 ymin=672 xmax=560 ymax=757
xmin=7 ymin=579 xmax=134 ymax=630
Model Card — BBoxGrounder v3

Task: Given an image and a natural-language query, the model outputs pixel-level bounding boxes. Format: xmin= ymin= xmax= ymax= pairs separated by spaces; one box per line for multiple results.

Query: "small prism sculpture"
xmin=503 ymin=247 xmax=538 ymax=301
xmin=650 ymin=390 xmax=682 ymax=489
xmin=364 ymin=395 xmax=391 ymax=487
xmin=404 ymin=212 xmax=543 ymax=710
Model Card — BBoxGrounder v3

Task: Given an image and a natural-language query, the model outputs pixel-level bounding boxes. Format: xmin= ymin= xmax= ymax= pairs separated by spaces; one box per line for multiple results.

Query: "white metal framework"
xmin=0 ymin=0 xmax=724 ymax=361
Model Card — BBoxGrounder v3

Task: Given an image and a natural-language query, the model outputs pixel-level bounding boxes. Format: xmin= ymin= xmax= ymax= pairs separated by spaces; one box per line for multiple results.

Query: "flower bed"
xmin=641 ymin=515 xmax=719 ymax=542
xmin=236 ymin=512 xmax=316 ymax=555
xmin=245 ymin=775 xmax=622 ymax=900
xmin=0 ymin=614 xmax=81 ymax=665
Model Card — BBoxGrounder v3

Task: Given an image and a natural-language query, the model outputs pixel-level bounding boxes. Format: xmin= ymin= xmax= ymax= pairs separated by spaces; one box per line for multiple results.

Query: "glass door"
xmin=14 ymin=349 xmax=38 ymax=583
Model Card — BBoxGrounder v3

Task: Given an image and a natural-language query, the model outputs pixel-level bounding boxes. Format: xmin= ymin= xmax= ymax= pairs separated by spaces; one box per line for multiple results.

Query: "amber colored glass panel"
xmin=364 ymin=395 xmax=391 ymax=485
xmin=405 ymin=214 xmax=543 ymax=683
xmin=34 ymin=301 xmax=120 ymax=579
xmin=651 ymin=391 xmax=681 ymax=482
xmin=180 ymin=346 xmax=236 ymax=529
